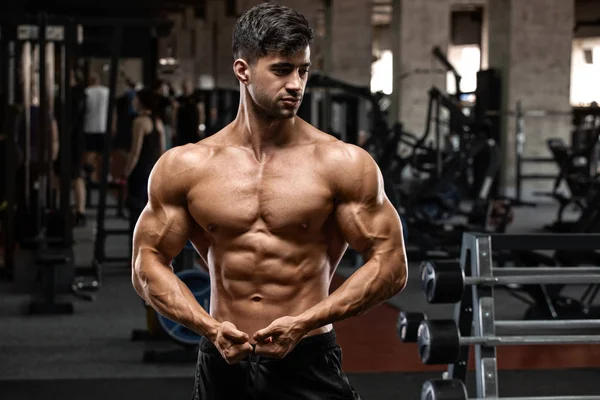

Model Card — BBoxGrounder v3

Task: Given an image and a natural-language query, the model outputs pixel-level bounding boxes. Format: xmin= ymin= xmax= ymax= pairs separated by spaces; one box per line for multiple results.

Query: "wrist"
xmin=197 ymin=315 xmax=220 ymax=342
xmin=295 ymin=311 xmax=320 ymax=334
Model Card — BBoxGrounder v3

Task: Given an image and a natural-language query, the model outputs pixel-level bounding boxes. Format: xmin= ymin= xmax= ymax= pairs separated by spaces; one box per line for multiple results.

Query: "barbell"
xmin=420 ymin=260 xmax=600 ymax=304
xmin=417 ymin=319 xmax=600 ymax=365
xmin=421 ymin=379 xmax=600 ymax=400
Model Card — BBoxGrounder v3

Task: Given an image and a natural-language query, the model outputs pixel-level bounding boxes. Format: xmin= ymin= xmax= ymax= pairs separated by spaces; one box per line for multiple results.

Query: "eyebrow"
xmin=270 ymin=62 xmax=312 ymax=68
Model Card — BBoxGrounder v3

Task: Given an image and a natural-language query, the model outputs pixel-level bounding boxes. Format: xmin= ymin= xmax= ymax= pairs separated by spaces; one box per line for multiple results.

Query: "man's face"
xmin=247 ymin=46 xmax=311 ymax=120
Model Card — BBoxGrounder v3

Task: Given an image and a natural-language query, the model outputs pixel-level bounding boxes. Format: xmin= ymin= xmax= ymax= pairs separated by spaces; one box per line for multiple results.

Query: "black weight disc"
xmin=420 ymin=260 xmax=464 ymax=304
xmin=418 ymin=320 xmax=460 ymax=365
xmin=397 ymin=311 xmax=427 ymax=342
xmin=156 ymin=269 xmax=211 ymax=346
xmin=421 ymin=379 xmax=468 ymax=400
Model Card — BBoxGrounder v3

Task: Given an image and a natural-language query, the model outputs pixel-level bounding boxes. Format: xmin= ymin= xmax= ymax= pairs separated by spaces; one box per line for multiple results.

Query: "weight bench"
xmin=29 ymin=248 xmax=74 ymax=315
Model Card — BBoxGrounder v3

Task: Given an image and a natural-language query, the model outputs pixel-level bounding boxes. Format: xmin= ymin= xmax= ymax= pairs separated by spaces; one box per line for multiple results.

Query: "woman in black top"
xmin=124 ymin=89 xmax=165 ymax=231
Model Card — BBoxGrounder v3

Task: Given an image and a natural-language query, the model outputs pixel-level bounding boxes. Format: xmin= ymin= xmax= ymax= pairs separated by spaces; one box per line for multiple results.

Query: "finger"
xmin=222 ymin=325 xmax=250 ymax=344
xmin=253 ymin=327 xmax=273 ymax=343
xmin=225 ymin=343 xmax=254 ymax=364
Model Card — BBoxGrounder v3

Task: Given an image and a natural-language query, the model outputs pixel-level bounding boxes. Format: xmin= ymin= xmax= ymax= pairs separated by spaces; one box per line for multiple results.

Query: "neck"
xmin=231 ymin=91 xmax=297 ymax=158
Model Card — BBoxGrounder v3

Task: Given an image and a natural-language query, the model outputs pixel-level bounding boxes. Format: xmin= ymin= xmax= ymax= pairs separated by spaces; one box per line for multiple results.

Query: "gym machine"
xmin=301 ymin=72 xmax=378 ymax=149
xmin=0 ymin=15 xmax=85 ymax=314
xmin=400 ymin=233 xmax=600 ymax=399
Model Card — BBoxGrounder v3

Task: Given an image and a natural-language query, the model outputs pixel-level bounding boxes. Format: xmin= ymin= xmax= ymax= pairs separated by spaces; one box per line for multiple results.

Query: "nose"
xmin=285 ymin=71 xmax=303 ymax=96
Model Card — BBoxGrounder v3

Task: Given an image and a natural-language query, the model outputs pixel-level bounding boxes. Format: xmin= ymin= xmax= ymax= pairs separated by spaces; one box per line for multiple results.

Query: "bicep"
xmin=333 ymin=148 xmax=405 ymax=258
xmin=133 ymin=198 xmax=195 ymax=264
xmin=335 ymin=191 xmax=403 ymax=258
xmin=133 ymin=163 xmax=201 ymax=264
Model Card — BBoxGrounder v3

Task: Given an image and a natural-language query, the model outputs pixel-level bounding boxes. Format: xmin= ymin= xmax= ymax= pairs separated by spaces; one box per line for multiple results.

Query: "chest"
xmin=188 ymin=152 xmax=334 ymax=234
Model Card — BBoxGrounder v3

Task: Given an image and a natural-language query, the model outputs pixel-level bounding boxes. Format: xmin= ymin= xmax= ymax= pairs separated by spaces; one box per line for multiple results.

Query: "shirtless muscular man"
xmin=131 ymin=3 xmax=408 ymax=399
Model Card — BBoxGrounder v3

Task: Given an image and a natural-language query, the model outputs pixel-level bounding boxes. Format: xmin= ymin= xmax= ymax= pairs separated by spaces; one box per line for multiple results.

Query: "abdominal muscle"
xmin=203 ymin=237 xmax=338 ymax=342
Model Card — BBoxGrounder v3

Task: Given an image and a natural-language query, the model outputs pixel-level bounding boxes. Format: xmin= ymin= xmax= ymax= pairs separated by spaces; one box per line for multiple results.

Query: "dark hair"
xmin=136 ymin=89 xmax=159 ymax=115
xmin=232 ymin=3 xmax=315 ymax=65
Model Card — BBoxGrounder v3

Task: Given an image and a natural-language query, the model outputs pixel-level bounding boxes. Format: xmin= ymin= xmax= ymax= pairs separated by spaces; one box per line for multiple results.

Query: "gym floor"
xmin=1 ymin=196 xmax=600 ymax=400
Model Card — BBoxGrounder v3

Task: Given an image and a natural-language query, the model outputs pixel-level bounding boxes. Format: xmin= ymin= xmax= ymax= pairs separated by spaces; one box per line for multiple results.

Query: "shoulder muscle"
xmin=323 ymin=142 xmax=384 ymax=205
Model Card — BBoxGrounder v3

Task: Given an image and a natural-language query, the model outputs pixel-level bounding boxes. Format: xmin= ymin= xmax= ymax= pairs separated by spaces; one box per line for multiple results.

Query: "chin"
xmin=273 ymin=109 xmax=296 ymax=120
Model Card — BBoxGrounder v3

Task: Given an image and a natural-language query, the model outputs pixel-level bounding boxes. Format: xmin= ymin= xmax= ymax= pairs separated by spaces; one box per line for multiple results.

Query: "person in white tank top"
xmin=82 ymin=72 xmax=110 ymax=181
xmin=84 ymin=85 xmax=109 ymax=134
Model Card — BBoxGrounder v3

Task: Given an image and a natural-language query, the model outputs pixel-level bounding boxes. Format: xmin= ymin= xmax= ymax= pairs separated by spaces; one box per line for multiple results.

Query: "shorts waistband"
xmin=198 ymin=330 xmax=337 ymax=356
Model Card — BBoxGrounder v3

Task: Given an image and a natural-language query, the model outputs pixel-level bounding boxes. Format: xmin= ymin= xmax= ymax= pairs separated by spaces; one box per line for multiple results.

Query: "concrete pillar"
xmin=392 ymin=0 xmax=452 ymax=135
xmin=488 ymin=0 xmax=574 ymax=196
xmin=208 ymin=0 xmax=238 ymax=89
xmin=331 ymin=0 xmax=372 ymax=87
xmin=194 ymin=19 xmax=214 ymax=89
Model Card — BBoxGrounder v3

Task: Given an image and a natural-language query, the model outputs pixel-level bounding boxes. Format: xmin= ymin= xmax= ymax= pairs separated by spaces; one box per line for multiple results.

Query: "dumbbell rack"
xmin=447 ymin=233 xmax=600 ymax=399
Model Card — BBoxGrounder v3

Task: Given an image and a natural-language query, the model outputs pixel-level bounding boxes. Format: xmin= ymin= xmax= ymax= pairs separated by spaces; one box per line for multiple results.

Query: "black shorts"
xmin=192 ymin=330 xmax=360 ymax=400
xmin=84 ymin=134 xmax=106 ymax=153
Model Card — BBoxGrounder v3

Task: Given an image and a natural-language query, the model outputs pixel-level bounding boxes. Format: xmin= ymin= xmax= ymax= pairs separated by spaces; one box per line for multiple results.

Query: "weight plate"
xmin=421 ymin=379 xmax=468 ymax=400
xmin=421 ymin=261 xmax=464 ymax=304
xmin=156 ymin=269 xmax=211 ymax=346
xmin=418 ymin=320 xmax=460 ymax=365
xmin=397 ymin=311 xmax=427 ymax=343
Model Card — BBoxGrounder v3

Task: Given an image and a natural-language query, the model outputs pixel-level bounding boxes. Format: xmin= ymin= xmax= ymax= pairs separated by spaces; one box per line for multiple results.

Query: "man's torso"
xmin=181 ymin=122 xmax=350 ymax=338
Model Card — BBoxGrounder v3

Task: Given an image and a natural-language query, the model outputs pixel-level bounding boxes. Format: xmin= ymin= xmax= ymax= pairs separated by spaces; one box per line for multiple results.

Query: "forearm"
xmin=298 ymin=251 xmax=407 ymax=332
xmin=132 ymin=249 xmax=219 ymax=339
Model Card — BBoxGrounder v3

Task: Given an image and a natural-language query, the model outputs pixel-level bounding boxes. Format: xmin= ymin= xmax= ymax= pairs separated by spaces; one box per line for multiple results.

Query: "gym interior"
xmin=1 ymin=0 xmax=600 ymax=399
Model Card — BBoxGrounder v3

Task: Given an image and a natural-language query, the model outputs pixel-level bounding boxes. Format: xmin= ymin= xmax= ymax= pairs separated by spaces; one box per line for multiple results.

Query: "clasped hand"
xmin=214 ymin=316 xmax=306 ymax=364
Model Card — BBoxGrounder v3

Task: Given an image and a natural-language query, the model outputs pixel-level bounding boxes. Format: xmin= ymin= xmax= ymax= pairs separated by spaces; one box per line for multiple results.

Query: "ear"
xmin=233 ymin=59 xmax=251 ymax=85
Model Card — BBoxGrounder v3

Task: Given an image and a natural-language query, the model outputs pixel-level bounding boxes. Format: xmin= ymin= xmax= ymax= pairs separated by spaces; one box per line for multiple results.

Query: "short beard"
xmin=250 ymin=94 xmax=294 ymax=120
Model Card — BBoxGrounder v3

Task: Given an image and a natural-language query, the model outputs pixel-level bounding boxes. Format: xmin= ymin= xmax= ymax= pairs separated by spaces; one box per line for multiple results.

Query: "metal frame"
xmin=0 ymin=24 xmax=19 ymax=278
xmin=450 ymin=232 xmax=600 ymax=398
xmin=0 ymin=17 xmax=74 ymax=277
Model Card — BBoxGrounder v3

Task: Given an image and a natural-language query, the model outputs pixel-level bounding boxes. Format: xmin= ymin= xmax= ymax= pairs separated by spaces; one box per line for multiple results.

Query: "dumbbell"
xmin=396 ymin=311 xmax=427 ymax=342
xmin=421 ymin=379 xmax=467 ymax=400
xmin=417 ymin=319 xmax=600 ymax=365
xmin=420 ymin=260 xmax=465 ymax=304
xmin=420 ymin=260 xmax=600 ymax=304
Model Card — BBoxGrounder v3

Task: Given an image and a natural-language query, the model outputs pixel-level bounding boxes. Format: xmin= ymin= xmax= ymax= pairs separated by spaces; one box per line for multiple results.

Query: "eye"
xmin=299 ymin=69 xmax=309 ymax=77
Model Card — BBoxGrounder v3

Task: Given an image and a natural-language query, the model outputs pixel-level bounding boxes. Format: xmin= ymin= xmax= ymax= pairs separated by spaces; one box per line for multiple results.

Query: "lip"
xmin=281 ymin=98 xmax=300 ymax=106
